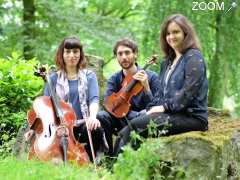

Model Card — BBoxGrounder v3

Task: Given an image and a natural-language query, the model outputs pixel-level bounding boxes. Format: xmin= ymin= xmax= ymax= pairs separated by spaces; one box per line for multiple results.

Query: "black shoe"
xmin=113 ymin=137 xmax=125 ymax=157
xmin=95 ymin=150 xmax=105 ymax=166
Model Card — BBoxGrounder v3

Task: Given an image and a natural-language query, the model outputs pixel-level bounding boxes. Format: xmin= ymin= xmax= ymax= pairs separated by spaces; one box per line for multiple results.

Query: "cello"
xmin=103 ymin=55 xmax=157 ymax=118
xmin=27 ymin=67 xmax=89 ymax=166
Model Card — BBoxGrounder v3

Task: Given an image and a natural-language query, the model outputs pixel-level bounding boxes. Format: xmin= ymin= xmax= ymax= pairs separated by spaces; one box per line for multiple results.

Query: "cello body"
xmin=27 ymin=96 xmax=89 ymax=166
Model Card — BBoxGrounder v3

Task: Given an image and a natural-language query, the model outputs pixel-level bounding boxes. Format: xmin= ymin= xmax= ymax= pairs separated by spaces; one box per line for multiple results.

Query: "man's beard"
xmin=120 ymin=61 xmax=134 ymax=70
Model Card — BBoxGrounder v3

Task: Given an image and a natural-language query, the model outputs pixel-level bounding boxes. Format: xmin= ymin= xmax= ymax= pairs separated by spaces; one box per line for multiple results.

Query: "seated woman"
xmin=113 ymin=14 xmax=208 ymax=156
xmin=25 ymin=36 xmax=108 ymax=162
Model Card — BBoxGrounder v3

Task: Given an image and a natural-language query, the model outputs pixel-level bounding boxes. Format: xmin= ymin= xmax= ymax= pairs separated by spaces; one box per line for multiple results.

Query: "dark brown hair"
xmin=160 ymin=14 xmax=200 ymax=59
xmin=113 ymin=38 xmax=138 ymax=56
xmin=55 ymin=36 xmax=86 ymax=70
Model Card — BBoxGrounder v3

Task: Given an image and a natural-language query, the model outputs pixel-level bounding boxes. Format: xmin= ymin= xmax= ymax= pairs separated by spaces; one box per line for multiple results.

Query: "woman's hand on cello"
xmin=146 ymin=105 xmax=165 ymax=115
xmin=133 ymin=70 xmax=150 ymax=92
xmin=86 ymin=117 xmax=101 ymax=131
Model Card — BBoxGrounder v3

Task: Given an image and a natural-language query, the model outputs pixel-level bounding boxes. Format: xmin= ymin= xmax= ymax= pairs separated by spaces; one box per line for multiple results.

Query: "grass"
xmin=0 ymin=157 xmax=108 ymax=180
xmin=1 ymin=110 xmax=235 ymax=180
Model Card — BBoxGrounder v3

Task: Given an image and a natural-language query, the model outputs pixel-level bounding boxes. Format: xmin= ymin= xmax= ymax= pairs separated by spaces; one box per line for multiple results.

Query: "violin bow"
xmin=85 ymin=112 xmax=97 ymax=167
xmin=75 ymin=118 xmax=96 ymax=166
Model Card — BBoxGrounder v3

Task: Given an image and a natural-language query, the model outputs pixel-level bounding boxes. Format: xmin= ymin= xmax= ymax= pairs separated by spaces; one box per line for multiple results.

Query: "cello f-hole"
xmin=48 ymin=124 xmax=52 ymax=137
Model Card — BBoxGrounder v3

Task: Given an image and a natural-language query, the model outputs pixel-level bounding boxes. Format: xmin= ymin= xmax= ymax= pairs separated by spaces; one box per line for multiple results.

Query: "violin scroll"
xmin=148 ymin=54 xmax=158 ymax=65
xmin=144 ymin=54 xmax=158 ymax=69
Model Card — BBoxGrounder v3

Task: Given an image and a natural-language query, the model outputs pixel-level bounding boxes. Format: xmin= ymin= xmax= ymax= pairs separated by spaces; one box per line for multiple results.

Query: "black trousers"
xmin=113 ymin=112 xmax=208 ymax=156
xmin=73 ymin=125 xmax=104 ymax=161
xmin=97 ymin=110 xmax=130 ymax=156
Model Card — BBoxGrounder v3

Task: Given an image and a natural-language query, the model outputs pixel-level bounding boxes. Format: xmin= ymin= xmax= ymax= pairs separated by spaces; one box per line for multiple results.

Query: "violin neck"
xmin=125 ymin=63 xmax=151 ymax=92
xmin=125 ymin=79 xmax=137 ymax=92
xmin=46 ymin=75 xmax=64 ymax=121
xmin=142 ymin=63 xmax=150 ymax=70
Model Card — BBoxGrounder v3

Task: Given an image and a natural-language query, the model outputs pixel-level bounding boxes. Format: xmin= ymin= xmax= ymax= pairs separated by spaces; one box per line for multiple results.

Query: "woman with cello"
xmin=25 ymin=36 xmax=107 ymax=164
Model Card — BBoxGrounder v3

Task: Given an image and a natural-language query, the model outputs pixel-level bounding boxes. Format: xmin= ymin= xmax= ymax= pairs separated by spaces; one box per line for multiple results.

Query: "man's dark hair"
xmin=113 ymin=38 xmax=138 ymax=56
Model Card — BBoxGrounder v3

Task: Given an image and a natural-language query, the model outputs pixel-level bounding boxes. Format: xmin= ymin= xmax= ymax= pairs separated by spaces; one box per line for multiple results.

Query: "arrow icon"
xmin=225 ymin=0 xmax=238 ymax=14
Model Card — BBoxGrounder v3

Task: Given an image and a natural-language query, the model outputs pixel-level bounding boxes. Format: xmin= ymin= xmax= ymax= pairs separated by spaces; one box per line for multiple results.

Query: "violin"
xmin=103 ymin=55 xmax=157 ymax=118
xmin=27 ymin=67 xmax=89 ymax=166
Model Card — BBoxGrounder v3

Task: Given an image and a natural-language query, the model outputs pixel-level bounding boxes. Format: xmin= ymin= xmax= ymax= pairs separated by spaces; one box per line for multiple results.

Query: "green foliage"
xmin=0 ymin=0 xmax=151 ymax=77
xmin=0 ymin=157 xmax=104 ymax=180
xmin=0 ymin=52 xmax=43 ymax=111
xmin=1 ymin=0 xmax=240 ymax=114
xmin=112 ymin=138 xmax=185 ymax=180
xmin=0 ymin=52 xmax=43 ymax=157
xmin=108 ymin=123 xmax=185 ymax=179
xmin=0 ymin=0 xmax=144 ymax=64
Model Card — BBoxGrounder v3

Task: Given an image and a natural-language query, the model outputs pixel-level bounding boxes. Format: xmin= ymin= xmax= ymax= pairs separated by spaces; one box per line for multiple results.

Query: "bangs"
xmin=64 ymin=38 xmax=81 ymax=49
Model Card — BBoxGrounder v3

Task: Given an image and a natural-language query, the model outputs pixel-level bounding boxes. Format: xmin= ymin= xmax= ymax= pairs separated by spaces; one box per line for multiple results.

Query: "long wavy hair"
xmin=160 ymin=14 xmax=200 ymax=59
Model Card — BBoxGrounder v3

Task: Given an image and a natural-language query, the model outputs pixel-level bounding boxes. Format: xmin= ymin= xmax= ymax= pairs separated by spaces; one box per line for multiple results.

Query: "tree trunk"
xmin=208 ymin=13 xmax=225 ymax=108
xmin=23 ymin=0 xmax=35 ymax=60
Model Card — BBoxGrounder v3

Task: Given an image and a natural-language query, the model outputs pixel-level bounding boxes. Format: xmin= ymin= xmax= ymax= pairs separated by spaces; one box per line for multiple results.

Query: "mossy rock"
xmin=85 ymin=54 xmax=104 ymax=84
xmin=144 ymin=108 xmax=240 ymax=179
xmin=85 ymin=54 xmax=105 ymax=103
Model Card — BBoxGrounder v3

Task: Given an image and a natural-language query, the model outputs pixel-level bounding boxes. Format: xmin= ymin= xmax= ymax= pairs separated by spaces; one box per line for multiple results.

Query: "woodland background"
xmin=0 ymin=0 xmax=240 ymax=178
xmin=1 ymin=0 xmax=240 ymax=112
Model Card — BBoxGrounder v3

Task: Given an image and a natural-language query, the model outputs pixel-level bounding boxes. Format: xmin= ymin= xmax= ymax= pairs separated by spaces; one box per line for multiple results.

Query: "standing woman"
xmin=113 ymin=14 xmax=208 ymax=156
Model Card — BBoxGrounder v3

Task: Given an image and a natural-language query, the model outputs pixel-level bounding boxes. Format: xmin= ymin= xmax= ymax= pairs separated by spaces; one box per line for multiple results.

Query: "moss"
xmin=160 ymin=108 xmax=240 ymax=148
xmin=133 ymin=108 xmax=240 ymax=179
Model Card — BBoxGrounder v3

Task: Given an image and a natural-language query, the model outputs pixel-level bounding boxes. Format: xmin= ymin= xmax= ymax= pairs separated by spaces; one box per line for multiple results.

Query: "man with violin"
xmin=97 ymin=38 xmax=159 ymax=156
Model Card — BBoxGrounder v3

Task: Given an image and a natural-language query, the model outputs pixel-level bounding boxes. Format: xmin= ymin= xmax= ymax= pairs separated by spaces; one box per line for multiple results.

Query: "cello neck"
xmin=46 ymin=75 xmax=64 ymax=121
xmin=34 ymin=67 xmax=69 ymax=124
